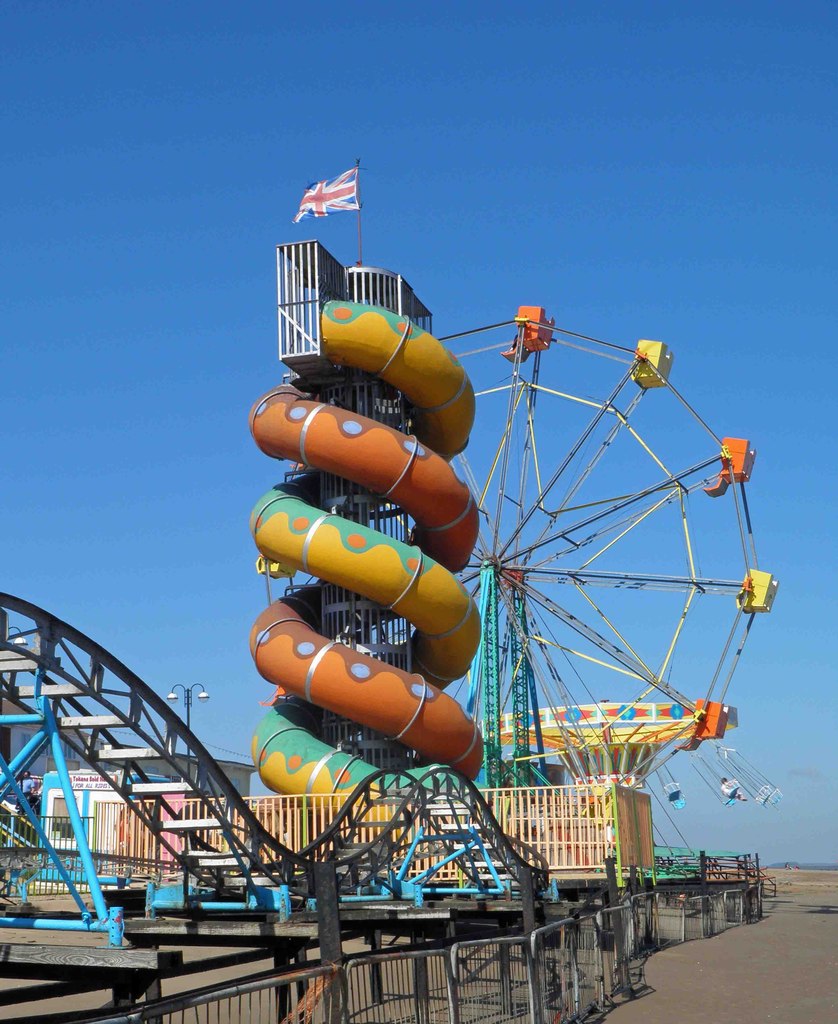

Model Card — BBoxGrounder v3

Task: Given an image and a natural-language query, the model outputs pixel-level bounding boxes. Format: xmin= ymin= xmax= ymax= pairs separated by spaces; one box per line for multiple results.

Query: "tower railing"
xmin=276 ymin=241 xmax=431 ymax=371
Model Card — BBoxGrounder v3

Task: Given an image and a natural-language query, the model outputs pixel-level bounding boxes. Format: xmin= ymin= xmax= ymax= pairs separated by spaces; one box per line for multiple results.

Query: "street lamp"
xmin=166 ymin=683 xmax=210 ymax=733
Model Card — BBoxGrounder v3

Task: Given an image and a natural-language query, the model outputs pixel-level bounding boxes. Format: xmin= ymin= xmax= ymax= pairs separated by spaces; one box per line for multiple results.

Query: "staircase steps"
xmin=161 ymin=818 xmax=222 ymax=832
xmin=58 ymin=715 xmax=124 ymax=729
xmin=127 ymin=782 xmax=192 ymax=796
xmin=97 ymin=746 xmax=162 ymax=761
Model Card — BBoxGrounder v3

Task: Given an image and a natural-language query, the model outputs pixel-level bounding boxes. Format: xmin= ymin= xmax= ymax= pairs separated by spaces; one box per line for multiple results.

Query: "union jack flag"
xmin=293 ymin=166 xmax=360 ymax=223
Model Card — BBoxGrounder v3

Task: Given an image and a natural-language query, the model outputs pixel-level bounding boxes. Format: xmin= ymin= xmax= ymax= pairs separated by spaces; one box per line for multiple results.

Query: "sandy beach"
xmin=611 ymin=870 xmax=838 ymax=1024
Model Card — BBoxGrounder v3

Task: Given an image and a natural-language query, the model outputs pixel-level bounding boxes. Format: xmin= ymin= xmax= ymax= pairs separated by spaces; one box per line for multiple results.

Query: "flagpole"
xmin=355 ymin=157 xmax=363 ymax=265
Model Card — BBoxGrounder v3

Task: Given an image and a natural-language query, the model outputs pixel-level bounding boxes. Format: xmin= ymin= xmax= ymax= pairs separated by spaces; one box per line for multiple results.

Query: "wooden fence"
xmin=105 ymin=783 xmax=654 ymax=880
xmin=611 ymin=785 xmax=655 ymax=875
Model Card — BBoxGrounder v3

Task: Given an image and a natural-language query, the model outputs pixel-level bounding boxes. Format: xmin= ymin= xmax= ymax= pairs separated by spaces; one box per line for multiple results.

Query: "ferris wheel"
xmin=450 ymin=306 xmax=777 ymax=791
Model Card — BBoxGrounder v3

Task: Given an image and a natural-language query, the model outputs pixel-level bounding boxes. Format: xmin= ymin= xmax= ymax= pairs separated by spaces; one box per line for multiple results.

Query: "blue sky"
xmin=2 ymin=2 xmax=836 ymax=863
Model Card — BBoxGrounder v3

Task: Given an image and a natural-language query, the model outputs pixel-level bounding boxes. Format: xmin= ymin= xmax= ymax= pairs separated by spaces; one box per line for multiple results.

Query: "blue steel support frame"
xmin=0 ymin=750 xmax=93 ymax=913
xmin=147 ymin=881 xmax=292 ymax=919
xmin=393 ymin=824 xmax=506 ymax=905
xmin=0 ymin=670 xmax=122 ymax=942
xmin=41 ymin=697 xmax=109 ymax=922
xmin=0 ymin=727 xmax=50 ymax=804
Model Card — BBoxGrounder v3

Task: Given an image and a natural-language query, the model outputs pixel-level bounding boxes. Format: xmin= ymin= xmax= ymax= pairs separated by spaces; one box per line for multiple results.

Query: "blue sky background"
xmin=2 ymin=2 xmax=835 ymax=863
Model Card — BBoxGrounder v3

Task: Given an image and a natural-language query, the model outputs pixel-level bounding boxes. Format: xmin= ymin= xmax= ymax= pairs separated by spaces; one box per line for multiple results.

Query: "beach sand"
xmin=611 ymin=870 xmax=838 ymax=1024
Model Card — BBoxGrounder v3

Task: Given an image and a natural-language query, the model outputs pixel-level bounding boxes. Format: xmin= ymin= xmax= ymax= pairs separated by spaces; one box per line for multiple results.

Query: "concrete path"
xmin=611 ymin=871 xmax=838 ymax=1024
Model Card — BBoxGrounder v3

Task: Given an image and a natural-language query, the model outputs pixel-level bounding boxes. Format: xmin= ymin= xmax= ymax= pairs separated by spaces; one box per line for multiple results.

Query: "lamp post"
xmin=166 ymin=683 xmax=210 ymax=733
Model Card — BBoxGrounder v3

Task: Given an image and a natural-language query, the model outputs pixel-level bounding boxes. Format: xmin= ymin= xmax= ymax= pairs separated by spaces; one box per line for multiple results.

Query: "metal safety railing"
xmin=345 ymin=947 xmax=451 ymax=1023
xmin=449 ymin=934 xmax=535 ymax=1022
xmin=65 ymin=963 xmax=343 ymax=1024
xmin=68 ymin=885 xmax=762 ymax=1024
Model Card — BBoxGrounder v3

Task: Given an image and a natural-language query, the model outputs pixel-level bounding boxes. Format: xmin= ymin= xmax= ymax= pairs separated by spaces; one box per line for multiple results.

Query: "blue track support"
xmin=41 ymin=697 xmax=109 ymax=923
xmin=394 ymin=825 xmax=506 ymax=903
xmin=145 ymin=881 xmax=158 ymax=919
xmin=107 ymin=907 xmax=124 ymax=947
xmin=249 ymin=884 xmax=292 ymax=917
xmin=394 ymin=828 xmax=426 ymax=884
xmin=0 ymin=917 xmax=113 ymax=935
xmin=147 ymin=882 xmax=292 ymax=919
xmin=410 ymin=835 xmax=482 ymax=885
xmin=336 ymin=893 xmax=395 ymax=903
xmin=0 ymin=752 xmax=93 ymax=915
xmin=0 ymin=726 xmax=49 ymax=804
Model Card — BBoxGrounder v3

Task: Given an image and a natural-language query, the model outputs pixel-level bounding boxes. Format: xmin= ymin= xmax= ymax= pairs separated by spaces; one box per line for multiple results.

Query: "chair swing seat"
xmin=755 ymin=785 xmax=782 ymax=807
xmin=663 ymin=780 xmax=686 ymax=810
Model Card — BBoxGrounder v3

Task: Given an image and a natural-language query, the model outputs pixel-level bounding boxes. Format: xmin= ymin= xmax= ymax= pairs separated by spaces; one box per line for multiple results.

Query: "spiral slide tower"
xmin=250 ymin=244 xmax=483 ymax=796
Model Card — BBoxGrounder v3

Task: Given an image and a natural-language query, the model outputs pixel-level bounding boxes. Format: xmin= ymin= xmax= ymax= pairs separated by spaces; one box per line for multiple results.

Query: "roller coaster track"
xmin=0 ymin=594 xmax=548 ymax=911
xmin=301 ymin=766 xmax=550 ymax=898
xmin=0 ymin=593 xmax=311 ymax=902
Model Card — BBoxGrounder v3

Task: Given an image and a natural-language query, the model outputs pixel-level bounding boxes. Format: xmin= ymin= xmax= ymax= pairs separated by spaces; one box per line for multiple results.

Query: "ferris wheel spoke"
xmin=553 ymin=389 xmax=645 ymax=513
xmin=536 ymin=460 xmax=717 ymax=557
xmin=468 ymin=381 xmax=529 ymax=555
xmin=568 ymin=578 xmax=658 ymax=683
xmin=520 ymin=581 xmax=653 ymax=686
xmin=457 ymin=452 xmax=498 ymax=561
xmin=519 ymin=389 xmax=648 ymax=560
xmin=515 ymin=455 xmax=720 ymax=566
xmin=542 ymin=474 xmax=718 ymax=571
xmin=527 ymin=632 xmax=645 ymax=683
xmin=441 ymin=319 xmax=520 ymax=345
xmin=460 ymin=567 xmax=482 ymax=589
xmin=523 ymin=581 xmax=695 ymax=709
xmin=717 ymin=613 xmax=756 ymax=703
xmin=656 ymin=588 xmax=697 ymax=684
xmin=515 ymin=486 xmax=681 ymax=569
xmin=509 ymin=371 xmax=545 ymax=560
xmin=516 ymin=568 xmax=743 ymax=595
xmin=526 ymin=602 xmax=655 ymax=775
xmin=490 ymin=335 xmax=533 ymax=554
xmin=497 ymin=365 xmax=638 ymax=562
xmin=524 ymin=617 xmax=592 ymax=777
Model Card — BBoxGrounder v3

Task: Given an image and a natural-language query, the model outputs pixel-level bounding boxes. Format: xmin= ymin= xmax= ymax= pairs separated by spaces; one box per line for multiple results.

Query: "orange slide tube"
xmin=250 ymin=385 xmax=478 ymax=572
